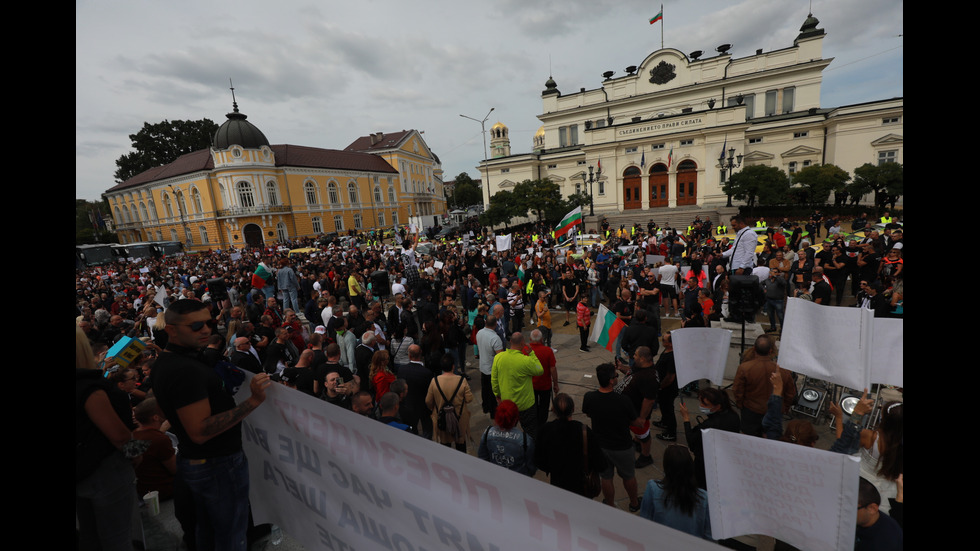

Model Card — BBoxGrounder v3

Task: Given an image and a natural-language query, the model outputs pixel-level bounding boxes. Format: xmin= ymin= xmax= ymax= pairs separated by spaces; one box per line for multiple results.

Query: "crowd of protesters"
xmin=76 ymin=210 xmax=903 ymax=550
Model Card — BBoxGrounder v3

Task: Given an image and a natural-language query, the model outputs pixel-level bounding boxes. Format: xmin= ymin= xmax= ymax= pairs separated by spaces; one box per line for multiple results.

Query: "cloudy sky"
xmin=76 ymin=0 xmax=903 ymax=201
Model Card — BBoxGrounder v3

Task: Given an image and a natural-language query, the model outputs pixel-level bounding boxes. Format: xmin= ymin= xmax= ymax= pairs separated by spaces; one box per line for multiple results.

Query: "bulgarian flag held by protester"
xmin=590 ymin=304 xmax=626 ymax=352
xmin=555 ymin=206 xmax=583 ymax=239
xmin=251 ymin=262 xmax=273 ymax=289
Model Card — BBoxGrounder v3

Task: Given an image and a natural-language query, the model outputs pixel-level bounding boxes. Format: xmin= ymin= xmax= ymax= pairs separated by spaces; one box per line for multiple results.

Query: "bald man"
xmin=229 ymin=336 xmax=262 ymax=374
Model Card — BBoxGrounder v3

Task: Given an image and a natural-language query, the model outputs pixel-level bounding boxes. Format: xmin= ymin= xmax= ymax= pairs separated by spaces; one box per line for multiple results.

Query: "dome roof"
xmin=491 ymin=121 xmax=507 ymax=130
xmin=534 ymin=126 xmax=545 ymax=137
xmin=213 ymin=101 xmax=270 ymax=150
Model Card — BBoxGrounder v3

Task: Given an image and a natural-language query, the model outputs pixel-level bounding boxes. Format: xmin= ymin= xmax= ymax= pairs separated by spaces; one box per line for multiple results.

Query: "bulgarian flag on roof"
xmin=590 ymin=304 xmax=626 ymax=352
xmin=649 ymin=7 xmax=663 ymax=25
xmin=251 ymin=262 xmax=273 ymax=289
xmin=555 ymin=206 xmax=583 ymax=239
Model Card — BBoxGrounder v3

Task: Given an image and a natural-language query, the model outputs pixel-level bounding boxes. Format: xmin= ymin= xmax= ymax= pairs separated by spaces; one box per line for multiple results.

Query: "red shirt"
xmin=529 ymin=343 xmax=557 ymax=391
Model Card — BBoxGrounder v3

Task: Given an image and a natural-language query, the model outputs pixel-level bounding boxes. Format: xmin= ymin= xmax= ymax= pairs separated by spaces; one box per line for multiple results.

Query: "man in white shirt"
xmin=722 ymin=215 xmax=759 ymax=275
xmin=657 ymin=260 xmax=680 ymax=317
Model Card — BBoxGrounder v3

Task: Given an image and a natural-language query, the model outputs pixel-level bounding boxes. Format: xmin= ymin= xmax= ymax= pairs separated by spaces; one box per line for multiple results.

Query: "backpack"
xmin=436 ymin=376 xmax=465 ymax=439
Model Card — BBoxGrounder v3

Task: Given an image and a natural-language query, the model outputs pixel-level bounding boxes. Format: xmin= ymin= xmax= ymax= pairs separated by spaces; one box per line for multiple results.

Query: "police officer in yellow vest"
xmin=880 ymin=212 xmax=893 ymax=225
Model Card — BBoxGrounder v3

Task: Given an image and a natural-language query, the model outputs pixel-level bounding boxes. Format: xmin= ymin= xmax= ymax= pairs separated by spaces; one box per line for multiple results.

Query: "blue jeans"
xmin=766 ymin=298 xmax=785 ymax=330
xmin=178 ymin=450 xmax=251 ymax=551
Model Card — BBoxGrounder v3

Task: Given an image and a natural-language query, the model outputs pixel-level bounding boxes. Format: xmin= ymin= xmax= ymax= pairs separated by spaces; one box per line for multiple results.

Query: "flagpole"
xmin=660 ymin=4 xmax=664 ymax=50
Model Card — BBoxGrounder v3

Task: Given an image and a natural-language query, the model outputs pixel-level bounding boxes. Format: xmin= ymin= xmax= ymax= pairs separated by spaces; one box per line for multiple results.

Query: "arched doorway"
xmin=649 ymin=164 xmax=668 ymax=208
xmin=623 ymin=167 xmax=641 ymax=210
xmin=676 ymin=160 xmax=698 ymax=206
xmin=243 ymin=223 xmax=264 ymax=248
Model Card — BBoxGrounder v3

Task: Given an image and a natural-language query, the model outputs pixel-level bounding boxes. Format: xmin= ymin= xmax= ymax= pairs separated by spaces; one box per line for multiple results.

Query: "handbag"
xmin=581 ymin=425 xmax=601 ymax=498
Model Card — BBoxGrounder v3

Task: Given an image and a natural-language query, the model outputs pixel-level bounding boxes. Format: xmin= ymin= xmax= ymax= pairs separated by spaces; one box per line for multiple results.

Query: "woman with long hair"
xmin=76 ymin=325 xmax=139 ymax=551
xmin=639 ymin=445 xmax=712 ymax=541
xmin=369 ymin=349 xmax=395 ymax=403
xmin=858 ymin=401 xmax=903 ymax=515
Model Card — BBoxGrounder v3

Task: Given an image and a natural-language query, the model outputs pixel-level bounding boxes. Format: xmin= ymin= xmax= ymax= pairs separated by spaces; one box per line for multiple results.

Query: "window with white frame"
xmin=749 ymin=137 xmax=763 ymax=144
xmin=877 ymin=150 xmax=898 ymax=165
xmin=312 ymin=216 xmax=323 ymax=234
xmin=374 ymin=186 xmax=382 ymax=203
xmin=765 ymin=90 xmax=777 ymax=116
xmin=276 ymin=222 xmax=287 ymax=242
xmin=267 ymin=181 xmax=280 ymax=206
xmin=170 ymin=229 xmax=178 ymax=242
xmin=164 ymin=194 xmax=174 ymax=218
xmin=882 ymin=117 xmax=900 ymax=125
xmin=334 ymin=215 xmax=344 ymax=231
xmin=378 ymin=211 xmax=386 ymax=227
xmin=305 ymin=181 xmax=318 ymax=205
xmin=237 ymin=182 xmax=255 ymax=207
xmin=199 ymin=226 xmax=209 ymax=244
xmin=191 ymin=188 xmax=203 ymax=213
xmin=650 ymin=143 xmax=664 ymax=150
xmin=353 ymin=214 xmax=362 ymax=229
xmin=598 ymin=180 xmax=605 ymax=195
xmin=348 ymin=183 xmax=359 ymax=205
xmin=680 ymin=140 xmax=693 ymax=146
xmin=328 ymin=182 xmax=339 ymax=204
xmin=392 ymin=211 xmax=399 ymax=226
xmin=782 ymin=87 xmax=795 ymax=113
xmin=388 ymin=186 xmax=395 ymax=204
xmin=793 ymin=131 xmax=808 ymax=138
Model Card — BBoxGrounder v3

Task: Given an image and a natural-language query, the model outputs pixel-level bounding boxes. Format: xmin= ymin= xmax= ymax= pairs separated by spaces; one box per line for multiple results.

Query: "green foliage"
xmin=723 ymin=165 xmax=790 ymax=212
xmin=792 ymin=164 xmax=850 ymax=205
xmin=114 ymin=119 xmax=219 ymax=182
xmin=480 ymin=190 xmax=521 ymax=229
xmin=451 ymin=172 xmax=482 ymax=208
xmin=849 ymin=162 xmax=903 ymax=214
xmin=512 ymin=179 xmax=562 ymax=222
xmin=76 ymin=198 xmax=116 ymax=244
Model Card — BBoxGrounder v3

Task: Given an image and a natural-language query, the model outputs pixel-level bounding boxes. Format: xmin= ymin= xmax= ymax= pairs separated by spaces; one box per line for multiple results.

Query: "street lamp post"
xmin=169 ymin=184 xmax=192 ymax=248
xmin=459 ymin=108 xmax=494 ymax=209
xmin=719 ymin=147 xmax=743 ymax=207
xmin=580 ymin=163 xmax=602 ymax=230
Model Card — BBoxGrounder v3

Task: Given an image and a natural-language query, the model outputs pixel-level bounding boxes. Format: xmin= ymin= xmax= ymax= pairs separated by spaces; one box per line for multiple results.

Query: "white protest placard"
xmin=703 ymin=429 xmax=860 ymax=551
xmin=645 ymin=254 xmax=665 ymax=265
xmin=230 ymin=252 xmax=242 ymax=262
xmin=672 ymin=328 xmax=732 ymax=387
xmin=139 ymin=267 xmax=149 ymax=274
xmin=779 ymin=298 xmax=901 ymax=390
xmin=870 ymin=318 xmax=903 ymax=387
xmin=495 ymin=234 xmax=512 ymax=252
xmin=154 ymin=286 xmax=168 ymax=308
xmin=240 ymin=380 xmax=720 ymax=551
xmin=433 ymin=260 xmax=444 ymax=270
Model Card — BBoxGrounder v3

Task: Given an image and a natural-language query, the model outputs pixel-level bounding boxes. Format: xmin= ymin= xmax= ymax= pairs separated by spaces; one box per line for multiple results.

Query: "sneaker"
xmin=579 ymin=347 xmax=590 ymax=352
xmin=629 ymin=497 xmax=643 ymax=513
xmin=563 ymin=321 xmax=570 ymax=326
xmin=656 ymin=433 xmax=677 ymax=442
xmin=634 ymin=455 xmax=654 ymax=469
xmin=550 ymin=347 xmax=558 ymax=353
xmin=651 ymin=420 xmax=669 ymax=430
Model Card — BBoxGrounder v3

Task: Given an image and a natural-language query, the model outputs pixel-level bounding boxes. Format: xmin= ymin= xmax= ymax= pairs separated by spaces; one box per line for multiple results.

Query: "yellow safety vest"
xmin=755 ymin=221 xmax=765 ymax=227
xmin=880 ymin=216 xmax=892 ymax=224
xmin=526 ymin=279 xmax=534 ymax=294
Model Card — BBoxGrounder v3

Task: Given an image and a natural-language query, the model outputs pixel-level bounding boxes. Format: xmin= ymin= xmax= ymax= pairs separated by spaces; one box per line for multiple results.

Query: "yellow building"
xmin=104 ymin=102 xmax=443 ymax=250
xmin=345 ymin=129 xmax=448 ymax=227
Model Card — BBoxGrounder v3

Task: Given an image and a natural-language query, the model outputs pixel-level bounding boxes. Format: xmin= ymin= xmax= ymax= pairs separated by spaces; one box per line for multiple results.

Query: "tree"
xmin=114 ymin=119 xmax=220 ymax=182
xmin=480 ymin=190 xmax=521 ymax=230
xmin=849 ymin=162 xmax=903 ymax=216
xmin=791 ymin=164 xmax=850 ymax=206
xmin=451 ymin=172 xmax=482 ymax=208
xmin=723 ymin=165 xmax=790 ymax=215
xmin=512 ymin=179 xmax=562 ymax=223
xmin=76 ymin=198 xmax=115 ymax=245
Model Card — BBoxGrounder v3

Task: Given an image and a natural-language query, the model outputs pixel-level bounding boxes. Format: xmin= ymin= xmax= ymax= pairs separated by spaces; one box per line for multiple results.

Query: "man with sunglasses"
xmin=152 ymin=299 xmax=272 ymax=551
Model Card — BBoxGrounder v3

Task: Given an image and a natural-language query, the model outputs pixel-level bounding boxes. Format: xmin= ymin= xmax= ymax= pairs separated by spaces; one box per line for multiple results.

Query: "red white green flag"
xmin=668 ymin=146 xmax=673 ymax=168
xmin=649 ymin=8 xmax=663 ymax=25
xmin=251 ymin=262 xmax=273 ymax=289
xmin=554 ymin=206 xmax=583 ymax=238
xmin=590 ymin=304 xmax=626 ymax=351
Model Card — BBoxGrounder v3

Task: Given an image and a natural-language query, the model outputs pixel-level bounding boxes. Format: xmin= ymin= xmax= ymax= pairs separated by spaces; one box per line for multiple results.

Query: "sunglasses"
xmin=177 ymin=319 xmax=218 ymax=332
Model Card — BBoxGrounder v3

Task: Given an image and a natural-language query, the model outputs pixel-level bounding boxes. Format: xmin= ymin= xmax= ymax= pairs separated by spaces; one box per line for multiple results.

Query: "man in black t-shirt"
xmin=582 ymin=363 xmax=642 ymax=511
xmin=811 ymin=270 xmax=832 ymax=305
xmin=152 ymin=299 xmax=271 ymax=551
xmin=621 ymin=346 xmax=659 ymax=468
